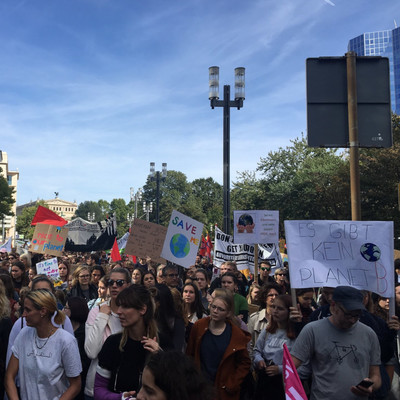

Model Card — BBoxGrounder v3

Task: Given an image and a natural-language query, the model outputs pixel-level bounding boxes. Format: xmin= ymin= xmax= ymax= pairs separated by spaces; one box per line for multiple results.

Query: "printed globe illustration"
xmin=170 ymin=234 xmax=190 ymax=258
xmin=360 ymin=243 xmax=381 ymax=262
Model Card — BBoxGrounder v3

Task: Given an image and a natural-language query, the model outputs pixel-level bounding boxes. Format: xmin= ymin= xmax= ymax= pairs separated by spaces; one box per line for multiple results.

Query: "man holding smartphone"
xmin=290 ymin=286 xmax=381 ymax=399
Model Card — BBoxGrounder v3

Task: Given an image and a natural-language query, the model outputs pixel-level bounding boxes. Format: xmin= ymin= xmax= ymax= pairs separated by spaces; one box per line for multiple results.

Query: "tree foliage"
xmin=16 ymin=200 xmax=47 ymax=239
xmin=0 ymin=168 xmax=15 ymax=219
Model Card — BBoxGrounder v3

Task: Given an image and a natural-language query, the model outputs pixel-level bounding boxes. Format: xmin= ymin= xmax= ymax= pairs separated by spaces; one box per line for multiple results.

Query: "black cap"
xmin=332 ymin=286 xmax=365 ymax=311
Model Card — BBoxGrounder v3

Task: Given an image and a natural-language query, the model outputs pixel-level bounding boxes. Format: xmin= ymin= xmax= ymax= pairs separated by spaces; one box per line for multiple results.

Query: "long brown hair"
xmin=266 ymin=294 xmax=296 ymax=339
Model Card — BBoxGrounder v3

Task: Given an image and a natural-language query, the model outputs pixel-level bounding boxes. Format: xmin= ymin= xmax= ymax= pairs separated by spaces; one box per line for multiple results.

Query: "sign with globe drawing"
xmin=161 ymin=210 xmax=204 ymax=268
xmin=284 ymin=220 xmax=394 ymax=298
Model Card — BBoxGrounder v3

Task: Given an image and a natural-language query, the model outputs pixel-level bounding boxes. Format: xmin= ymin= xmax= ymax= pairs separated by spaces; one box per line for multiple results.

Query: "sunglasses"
xmin=276 ymin=273 xmax=286 ymax=276
xmin=107 ymin=279 xmax=126 ymax=287
xmin=260 ymin=267 xmax=271 ymax=271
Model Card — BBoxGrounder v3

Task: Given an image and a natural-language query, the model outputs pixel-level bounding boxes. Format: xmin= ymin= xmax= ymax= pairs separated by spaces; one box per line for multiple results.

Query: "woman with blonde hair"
xmin=5 ymin=289 xmax=82 ymax=400
xmin=94 ymin=285 xmax=159 ymax=399
xmin=187 ymin=288 xmax=251 ymax=400
xmin=69 ymin=265 xmax=98 ymax=301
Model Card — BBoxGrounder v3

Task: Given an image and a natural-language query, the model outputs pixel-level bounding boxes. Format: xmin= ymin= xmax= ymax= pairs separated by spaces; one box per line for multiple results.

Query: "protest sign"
xmin=65 ymin=215 xmax=117 ymax=252
xmin=36 ymin=257 xmax=60 ymax=280
xmin=161 ymin=210 xmax=203 ymax=268
xmin=29 ymin=223 xmax=68 ymax=257
xmin=233 ymin=210 xmax=279 ymax=244
xmin=125 ymin=219 xmax=167 ymax=264
xmin=285 ymin=220 xmax=394 ymax=296
xmin=214 ymin=227 xmax=283 ymax=273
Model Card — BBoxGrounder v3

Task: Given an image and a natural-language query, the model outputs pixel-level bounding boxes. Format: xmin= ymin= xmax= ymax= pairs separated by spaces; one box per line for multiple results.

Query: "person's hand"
xmin=387 ymin=315 xmax=400 ymax=331
xmin=122 ymin=390 xmax=136 ymax=399
xmin=350 ymin=379 xmax=374 ymax=397
xmin=266 ymin=365 xmax=280 ymax=376
xmin=289 ymin=304 xmax=302 ymax=323
xmin=141 ymin=336 xmax=160 ymax=352
xmin=257 ymin=360 xmax=266 ymax=370
xmin=99 ymin=303 xmax=111 ymax=315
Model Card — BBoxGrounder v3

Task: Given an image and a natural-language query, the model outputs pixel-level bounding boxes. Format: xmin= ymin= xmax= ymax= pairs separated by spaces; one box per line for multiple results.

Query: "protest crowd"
xmin=0 ymin=244 xmax=400 ymax=400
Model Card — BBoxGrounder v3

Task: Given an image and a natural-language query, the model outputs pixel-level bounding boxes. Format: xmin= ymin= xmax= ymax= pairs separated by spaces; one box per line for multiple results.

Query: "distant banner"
xmin=285 ymin=220 xmax=394 ymax=296
xmin=117 ymin=232 xmax=130 ymax=251
xmin=65 ymin=215 xmax=117 ymax=252
xmin=29 ymin=224 xmax=69 ymax=257
xmin=214 ymin=227 xmax=283 ymax=273
xmin=0 ymin=237 xmax=12 ymax=252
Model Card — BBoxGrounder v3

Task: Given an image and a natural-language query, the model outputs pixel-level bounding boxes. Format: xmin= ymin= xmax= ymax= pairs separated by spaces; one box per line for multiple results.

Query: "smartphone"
xmin=356 ymin=379 xmax=373 ymax=389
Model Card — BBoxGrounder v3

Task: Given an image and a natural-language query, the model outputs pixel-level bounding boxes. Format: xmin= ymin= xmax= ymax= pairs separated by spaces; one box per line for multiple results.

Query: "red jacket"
xmin=186 ymin=317 xmax=251 ymax=400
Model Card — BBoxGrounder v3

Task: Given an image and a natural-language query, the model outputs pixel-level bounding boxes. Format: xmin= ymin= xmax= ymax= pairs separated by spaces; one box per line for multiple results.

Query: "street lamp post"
xmin=143 ymin=201 xmax=153 ymax=222
xmin=150 ymin=162 xmax=167 ymax=224
xmin=127 ymin=213 xmax=134 ymax=228
xmin=209 ymin=66 xmax=245 ymax=235
xmin=87 ymin=212 xmax=95 ymax=222
xmin=130 ymin=187 xmax=143 ymax=219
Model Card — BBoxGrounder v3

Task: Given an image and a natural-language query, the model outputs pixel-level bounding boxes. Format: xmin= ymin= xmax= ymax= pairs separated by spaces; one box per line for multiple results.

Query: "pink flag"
xmin=283 ymin=343 xmax=307 ymax=400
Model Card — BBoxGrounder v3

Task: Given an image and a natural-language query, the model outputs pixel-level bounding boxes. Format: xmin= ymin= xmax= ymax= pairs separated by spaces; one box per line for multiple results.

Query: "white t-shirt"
xmin=12 ymin=327 xmax=82 ymax=400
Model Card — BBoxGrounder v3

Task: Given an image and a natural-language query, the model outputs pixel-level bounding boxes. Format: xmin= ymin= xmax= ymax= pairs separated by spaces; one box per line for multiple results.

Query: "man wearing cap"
xmin=290 ymin=286 xmax=381 ymax=399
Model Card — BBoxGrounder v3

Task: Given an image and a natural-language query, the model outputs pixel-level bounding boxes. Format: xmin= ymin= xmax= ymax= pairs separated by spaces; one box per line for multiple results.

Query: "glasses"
xmin=107 ymin=279 xmax=126 ymax=287
xmin=167 ymin=274 xmax=179 ymax=278
xmin=260 ymin=267 xmax=271 ymax=271
xmin=338 ymin=305 xmax=362 ymax=319
xmin=79 ymin=274 xmax=90 ymax=279
xmin=276 ymin=273 xmax=286 ymax=276
xmin=210 ymin=304 xmax=227 ymax=313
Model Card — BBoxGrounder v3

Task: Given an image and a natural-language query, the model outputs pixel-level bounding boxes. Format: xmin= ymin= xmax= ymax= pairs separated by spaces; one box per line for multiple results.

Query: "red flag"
xmin=31 ymin=205 xmax=68 ymax=226
xmin=283 ymin=343 xmax=307 ymax=400
xmin=111 ymin=238 xmax=121 ymax=262
xmin=199 ymin=235 xmax=207 ymax=256
xmin=205 ymin=233 xmax=213 ymax=260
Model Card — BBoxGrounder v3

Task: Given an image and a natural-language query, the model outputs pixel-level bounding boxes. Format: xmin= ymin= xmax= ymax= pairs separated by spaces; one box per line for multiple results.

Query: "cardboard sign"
xmin=161 ymin=210 xmax=203 ymax=268
xmin=36 ymin=257 xmax=60 ymax=280
xmin=285 ymin=220 xmax=394 ymax=296
xmin=125 ymin=219 xmax=167 ymax=264
xmin=29 ymin=223 xmax=69 ymax=256
xmin=233 ymin=210 xmax=279 ymax=244
xmin=214 ymin=226 xmax=283 ymax=272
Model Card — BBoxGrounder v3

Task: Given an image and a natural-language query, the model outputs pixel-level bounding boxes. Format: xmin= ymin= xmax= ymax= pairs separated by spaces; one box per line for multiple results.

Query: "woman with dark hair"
xmin=221 ymin=272 xmax=249 ymax=323
xmin=5 ymin=289 xmax=82 ymax=399
xmin=141 ymin=270 xmax=156 ymax=289
xmin=10 ymin=261 xmax=28 ymax=294
xmin=137 ymin=351 xmax=214 ymax=400
xmin=64 ymin=297 xmax=90 ymax=400
xmin=253 ymin=294 xmax=301 ymax=400
xmin=195 ymin=268 xmax=210 ymax=310
xmin=182 ymin=282 xmax=207 ymax=324
xmin=69 ymin=265 xmax=98 ymax=301
xmin=186 ymin=289 xmax=251 ymax=400
xmin=84 ymin=267 xmax=131 ymax=399
xmin=91 ymin=266 xmax=106 ymax=287
xmin=94 ymin=285 xmax=159 ymax=399
xmin=0 ymin=274 xmax=18 ymax=324
xmin=296 ymin=288 xmax=316 ymax=324
xmin=58 ymin=260 xmax=70 ymax=289
xmin=132 ymin=267 xmax=144 ymax=285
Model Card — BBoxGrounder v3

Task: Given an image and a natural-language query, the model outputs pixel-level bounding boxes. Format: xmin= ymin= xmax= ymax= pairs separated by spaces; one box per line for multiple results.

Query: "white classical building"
xmin=0 ymin=150 xmax=19 ymax=243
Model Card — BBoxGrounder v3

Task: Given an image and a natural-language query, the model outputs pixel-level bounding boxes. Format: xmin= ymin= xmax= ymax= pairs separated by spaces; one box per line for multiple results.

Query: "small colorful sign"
xmin=36 ymin=257 xmax=60 ymax=280
xmin=29 ymin=223 xmax=69 ymax=256
xmin=161 ymin=210 xmax=203 ymax=268
xmin=233 ymin=210 xmax=279 ymax=244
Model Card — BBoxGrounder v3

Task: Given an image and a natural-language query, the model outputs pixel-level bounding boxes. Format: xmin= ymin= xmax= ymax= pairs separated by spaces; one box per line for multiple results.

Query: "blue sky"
xmin=1 ymin=0 xmax=399 ymax=206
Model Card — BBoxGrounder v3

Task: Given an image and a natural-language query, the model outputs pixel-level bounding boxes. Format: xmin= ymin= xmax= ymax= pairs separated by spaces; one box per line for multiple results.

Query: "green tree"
xmin=16 ymin=200 xmax=47 ymax=239
xmin=75 ymin=201 xmax=103 ymax=221
xmin=97 ymin=199 xmax=111 ymax=217
xmin=0 ymin=168 xmax=15 ymax=219
xmin=109 ymin=198 xmax=133 ymax=237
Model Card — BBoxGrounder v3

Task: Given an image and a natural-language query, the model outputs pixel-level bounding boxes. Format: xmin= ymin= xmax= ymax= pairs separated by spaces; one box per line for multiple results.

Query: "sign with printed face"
xmin=161 ymin=210 xmax=203 ymax=268
xmin=29 ymin=223 xmax=69 ymax=256
xmin=233 ymin=210 xmax=279 ymax=245
xmin=285 ymin=220 xmax=394 ymax=297
xmin=36 ymin=257 xmax=60 ymax=280
xmin=125 ymin=219 xmax=167 ymax=264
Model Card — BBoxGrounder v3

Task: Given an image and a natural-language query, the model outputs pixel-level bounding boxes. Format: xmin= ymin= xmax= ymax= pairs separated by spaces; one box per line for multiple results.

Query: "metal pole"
xmin=346 ymin=52 xmax=361 ymax=221
xmin=156 ymin=171 xmax=160 ymax=224
xmin=254 ymin=244 xmax=258 ymax=283
xmin=223 ymin=85 xmax=231 ymax=234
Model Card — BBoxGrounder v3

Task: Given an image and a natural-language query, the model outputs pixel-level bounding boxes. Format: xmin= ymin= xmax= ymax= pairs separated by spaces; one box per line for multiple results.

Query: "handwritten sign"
xmin=233 ymin=210 xmax=279 ymax=244
xmin=29 ymin=224 xmax=69 ymax=257
xmin=161 ymin=210 xmax=203 ymax=268
xmin=285 ymin=220 xmax=394 ymax=297
xmin=36 ymin=257 xmax=60 ymax=280
xmin=125 ymin=219 xmax=167 ymax=264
